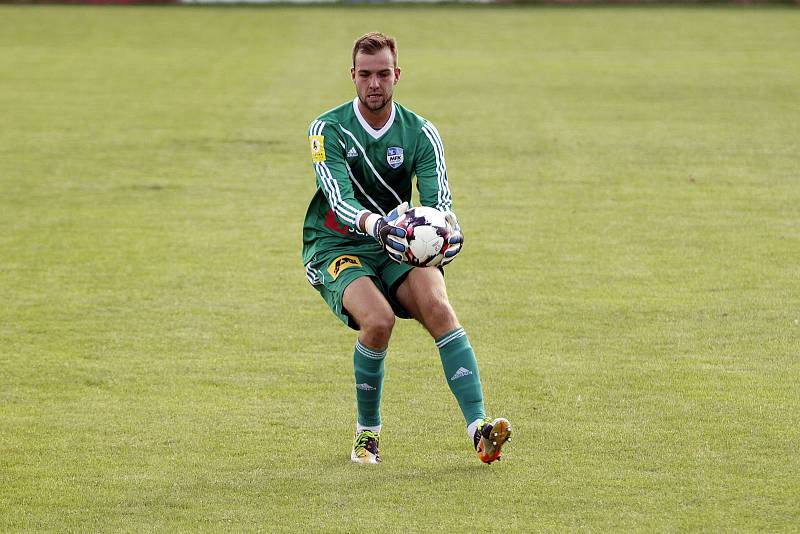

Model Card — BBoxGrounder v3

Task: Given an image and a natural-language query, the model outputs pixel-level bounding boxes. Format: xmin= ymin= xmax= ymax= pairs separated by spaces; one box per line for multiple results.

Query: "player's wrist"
xmin=355 ymin=210 xmax=371 ymax=233
xmin=364 ymin=213 xmax=382 ymax=239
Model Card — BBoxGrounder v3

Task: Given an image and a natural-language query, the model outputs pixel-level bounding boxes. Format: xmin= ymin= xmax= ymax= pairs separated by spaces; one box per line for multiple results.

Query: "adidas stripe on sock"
xmin=353 ymin=339 xmax=387 ymax=427
xmin=436 ymin=327 xmax=485 ymax=424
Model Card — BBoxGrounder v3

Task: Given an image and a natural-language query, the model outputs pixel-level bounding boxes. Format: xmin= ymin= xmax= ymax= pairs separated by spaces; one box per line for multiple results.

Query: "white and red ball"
xmin=395 ymin=206 xmax=452 ymax=267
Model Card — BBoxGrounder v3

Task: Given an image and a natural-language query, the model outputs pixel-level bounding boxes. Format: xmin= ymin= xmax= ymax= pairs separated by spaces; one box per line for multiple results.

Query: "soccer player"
xmin=302 ymin=32 xmax=511 ymax=465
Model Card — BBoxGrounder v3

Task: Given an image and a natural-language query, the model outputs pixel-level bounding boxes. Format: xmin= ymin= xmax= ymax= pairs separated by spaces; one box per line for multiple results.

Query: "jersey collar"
xmin=352 ymin=97 xmax=396 ymax=140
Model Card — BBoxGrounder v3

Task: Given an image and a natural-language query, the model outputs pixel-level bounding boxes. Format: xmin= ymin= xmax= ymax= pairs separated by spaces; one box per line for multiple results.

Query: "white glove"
xmin=441 ymin=210 xmax=463 ymax=266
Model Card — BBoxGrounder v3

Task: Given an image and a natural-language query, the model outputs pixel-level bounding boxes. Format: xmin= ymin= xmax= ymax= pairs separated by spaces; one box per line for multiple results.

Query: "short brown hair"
xmin=352 ymin=32 xmax=398 ymax=68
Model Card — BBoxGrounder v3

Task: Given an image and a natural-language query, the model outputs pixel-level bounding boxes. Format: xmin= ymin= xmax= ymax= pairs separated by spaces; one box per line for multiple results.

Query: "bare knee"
xmin=343 ymin=277 xmax=396 ymax=348
xmin=395 ymin=268 xmax=459 ymax=338
xmin=420 ymin=296 xmax=459 ymax=339
xmin=359 ymin=310 xmax=395 ymax=348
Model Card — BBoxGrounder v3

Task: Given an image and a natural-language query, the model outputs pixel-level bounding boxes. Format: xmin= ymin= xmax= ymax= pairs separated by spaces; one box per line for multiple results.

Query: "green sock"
xmin=436 ymin=327 xmax=485 ymax=424
xmin=353 ymin=339 xmax=386 ymax=427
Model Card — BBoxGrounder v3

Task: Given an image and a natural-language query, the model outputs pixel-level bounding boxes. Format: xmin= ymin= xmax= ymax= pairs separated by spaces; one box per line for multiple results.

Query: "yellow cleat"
xmin=351 ymin=430 xmax=381 ymax=464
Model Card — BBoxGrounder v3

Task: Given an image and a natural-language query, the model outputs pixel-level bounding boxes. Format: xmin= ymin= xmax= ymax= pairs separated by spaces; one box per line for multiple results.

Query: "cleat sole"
xmin=477 ymin=418 xmax=512 ymax=464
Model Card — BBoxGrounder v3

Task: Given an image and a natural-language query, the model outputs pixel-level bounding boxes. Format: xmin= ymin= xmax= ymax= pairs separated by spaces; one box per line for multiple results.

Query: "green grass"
xmin=1 ymin=5 xmax=799 ymax=531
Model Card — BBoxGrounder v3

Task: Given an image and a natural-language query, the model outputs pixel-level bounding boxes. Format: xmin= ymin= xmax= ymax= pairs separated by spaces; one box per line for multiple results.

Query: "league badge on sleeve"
xmin=310 ymin=135 xmax=326 ymax=163
xmin=387 ymin=147 xmax=404 ymax=169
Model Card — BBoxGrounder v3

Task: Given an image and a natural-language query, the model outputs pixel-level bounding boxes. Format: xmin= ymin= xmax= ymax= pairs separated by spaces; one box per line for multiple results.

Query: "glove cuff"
xmin=443 ymin=210 xmax=460 ymax=230
xmin=364 ymin=213 xmax=382 ymax=240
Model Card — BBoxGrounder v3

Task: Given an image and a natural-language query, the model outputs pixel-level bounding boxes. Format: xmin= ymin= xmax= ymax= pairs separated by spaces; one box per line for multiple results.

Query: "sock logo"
xmin=450 ymin=367 xmax=473 ymax=381
xmin=356 ymin=382 xmax=376 ymax=391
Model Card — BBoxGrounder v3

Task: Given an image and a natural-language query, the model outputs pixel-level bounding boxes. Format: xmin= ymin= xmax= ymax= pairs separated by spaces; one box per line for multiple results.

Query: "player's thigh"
xmin=395 ymin=267 xmax=458 ymax=335
xmin=343 ymin=276 xmax=395 ymax=332
xmin=305 ymin=248 xmax=382 ymax=330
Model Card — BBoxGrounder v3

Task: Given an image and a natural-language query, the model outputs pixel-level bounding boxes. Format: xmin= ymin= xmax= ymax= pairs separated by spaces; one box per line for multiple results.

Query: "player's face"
xmin=351 ymin=48 xmax=401 ymax=113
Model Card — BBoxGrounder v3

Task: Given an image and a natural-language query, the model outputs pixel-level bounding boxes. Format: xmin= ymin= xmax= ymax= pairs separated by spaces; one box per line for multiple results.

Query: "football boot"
xmin=473 ymin=417 xmax=512 ymax=464
xmin=351 ymin=430 xmax=381 ymax=464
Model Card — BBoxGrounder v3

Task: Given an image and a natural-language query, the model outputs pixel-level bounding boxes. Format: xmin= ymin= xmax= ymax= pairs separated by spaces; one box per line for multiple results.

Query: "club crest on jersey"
xmin=386 ymin=147 xmax=404 ymax=169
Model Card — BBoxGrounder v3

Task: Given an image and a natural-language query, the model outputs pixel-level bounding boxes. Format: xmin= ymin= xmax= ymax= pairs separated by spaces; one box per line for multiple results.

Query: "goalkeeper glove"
xmin=363 ymin=202 xmax=409 ymax=263
xmin=441 ymin=210 xmax=463 ymax=266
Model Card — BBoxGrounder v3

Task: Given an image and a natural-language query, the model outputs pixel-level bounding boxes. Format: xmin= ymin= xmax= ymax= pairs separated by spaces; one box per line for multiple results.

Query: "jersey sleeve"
xmin=414 ymin=120 xmax=453 ymax=212
xmin=308 ymin=119 xmax=369 ymax=228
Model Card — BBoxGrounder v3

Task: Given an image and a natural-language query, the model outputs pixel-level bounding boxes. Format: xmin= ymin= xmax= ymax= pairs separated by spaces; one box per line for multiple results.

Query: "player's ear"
xmin=350 ymin=67 xmax=356 ymax=82
xmin=394 ymin=67 xmax=401 ymax=84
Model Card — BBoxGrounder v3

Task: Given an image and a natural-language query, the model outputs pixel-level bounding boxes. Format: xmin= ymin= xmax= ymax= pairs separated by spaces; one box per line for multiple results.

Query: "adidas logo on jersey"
xmin=450 ymin=367 xmax=473 ymax=381
xmin=346 ymin=147 xmax=358 ymax=158
xmin=356 ymin=382 xmax=376 ymax=391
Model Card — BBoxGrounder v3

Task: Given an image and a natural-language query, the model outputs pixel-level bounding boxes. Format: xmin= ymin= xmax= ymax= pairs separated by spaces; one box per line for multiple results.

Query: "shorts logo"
xmin=309 ymin=135 xmax=326 ymax=163
xmin=387 ymin=147 xmax=404 ymax=169
xmin=327 ymin=255 xmax=361 ymax=280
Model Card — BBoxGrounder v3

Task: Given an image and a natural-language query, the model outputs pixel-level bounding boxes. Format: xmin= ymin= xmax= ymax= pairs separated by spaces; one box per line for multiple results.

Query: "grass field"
xmin=1 ymin=4 xmax=799 ymax=531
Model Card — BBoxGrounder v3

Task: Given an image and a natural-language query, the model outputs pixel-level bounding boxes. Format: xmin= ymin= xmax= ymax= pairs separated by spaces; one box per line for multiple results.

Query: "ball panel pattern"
xmin=396 ymin=206 xmax=452 ymax=267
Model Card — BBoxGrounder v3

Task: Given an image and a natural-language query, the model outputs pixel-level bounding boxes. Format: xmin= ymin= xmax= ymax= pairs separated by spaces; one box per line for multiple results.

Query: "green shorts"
xmin=304 ymin=240 xmax=415 ymax=330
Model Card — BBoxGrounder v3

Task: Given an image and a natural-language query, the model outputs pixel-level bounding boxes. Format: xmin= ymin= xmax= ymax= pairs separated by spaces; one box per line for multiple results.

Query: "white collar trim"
xmin=353 ymin=97 xmax=396 ymax=140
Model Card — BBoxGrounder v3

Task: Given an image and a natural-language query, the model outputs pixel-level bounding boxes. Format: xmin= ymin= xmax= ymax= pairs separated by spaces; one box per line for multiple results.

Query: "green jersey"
xmin=302 ymin=98 xmax=453 ymax=265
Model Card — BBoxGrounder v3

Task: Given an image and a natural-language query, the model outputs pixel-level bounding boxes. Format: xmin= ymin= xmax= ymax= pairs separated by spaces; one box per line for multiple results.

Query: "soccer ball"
xmin=395 ymin=206 xmax=452 ymax=267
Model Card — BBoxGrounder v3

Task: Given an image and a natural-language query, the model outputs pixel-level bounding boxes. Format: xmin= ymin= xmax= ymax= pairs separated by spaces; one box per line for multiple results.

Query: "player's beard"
xmin=359 ymin=91 xmax=391 ymax=112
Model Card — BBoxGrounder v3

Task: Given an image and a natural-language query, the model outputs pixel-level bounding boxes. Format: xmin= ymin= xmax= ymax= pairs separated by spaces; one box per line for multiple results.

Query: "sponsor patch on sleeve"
xmin=309 ymin=135 xmax=326 ymax=163
xmin=327 ymin=255 xmax=361 ymax=280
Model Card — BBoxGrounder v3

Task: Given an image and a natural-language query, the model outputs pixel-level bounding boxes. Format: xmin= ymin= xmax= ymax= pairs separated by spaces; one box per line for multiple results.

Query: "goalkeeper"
xmin=302 ymin=32 xmax=512 ymax=465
